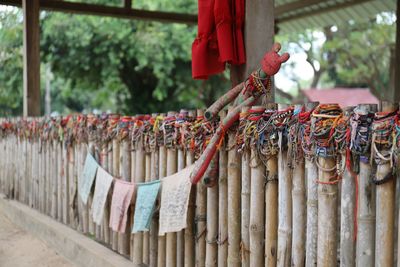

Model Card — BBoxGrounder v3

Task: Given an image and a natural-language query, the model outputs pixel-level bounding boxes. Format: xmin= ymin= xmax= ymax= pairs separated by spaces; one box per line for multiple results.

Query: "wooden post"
xmin=277 ymin=103 xmax=293 ymax=267
xmin=149 ymin=125 xmax=159 ymax=267
xmin=355 ymin=104 xmax=377 ymax=267
xmin=240 ymin=107 xmax=251 ymax=267
xmin=264 ymin=103 xmax=278 ymax=266
xmin=394 ymin=0 xmax=400 ymax=102
xmin=185 ymin=110 xmax=196 ymax=267
xmin=227 ymin=107 xmax=241 ymax=267
xmin=303 ymin=102 xmax=319 ymax=267
xmin=100 ymin=142 xmax=110 ymax=244
xmin=218 ymin=110 xmax=228 ymax=267
xmin=106 ymin=141 xmax=113 ymax=246
xmin=166 ymin=111 xmax=178 ymax=267
xmin=249 ymin=106 xmax=266 ymax=267
xmin=22 ymin=0 xmax=41 ymax=116
xmin=374 ymin=101 xmax=398 ymax=266
xmin=195 ymin=110 xmax=207 ymax=267
xmin=158 ymin=130 xmax=167 ymax=267
xmin=339 ymin=107 xmax=356 ymax=267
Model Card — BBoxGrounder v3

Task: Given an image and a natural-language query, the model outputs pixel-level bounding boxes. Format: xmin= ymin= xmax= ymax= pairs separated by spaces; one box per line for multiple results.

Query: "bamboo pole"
xmin=79 ymin=142 xmax=89 ymax=233
xmin=277 ymin=103 xmax=293 ymax=267
xmin=112 ymin=138 xmax=120 ymax=251
xmin=166 ymin=111 xmax=178 ymax=267
xmin=291 ymin=104 xmax=307 ymax=267
xmin=62 ymin=141 xmax=69 ymax=224
xmin=100 ymin=142 xmax=110 ymax=244
xmin=218 ymin=110 xmax=228 ymax=267
xmin=51 ymin=139 xmax=58 ymax=219
xmin=185 ymin=110 xmax=196 ymax=267
xmin=46 ymin=139 xmax=51 ymax=216
xmin=249 ymin=106 xmax=266 ymax=267
xmin=133 ymin=139 xmax=145 ymax=263
xmin=119 ymin=138 xmax=132 ymax=256
xmin=355 ymin=104 xmax=377 ymax=267
xmin=227 ymin=106 xmax=241 ymax=267
xmin=158 ymin=142 xmax=167 ymax=267
xmin=39 ymin=138 xmax=43 ymax=212
xmin=69 ymin=144 xmax=78 ymax=228
xmin=264 ymin=103 xmax=279 ymax=266
xmin=301 ymin=102 xmax=319 ymax=267
xmin=374 ymin=101 xmax=398 ymax=266
xmin=205 ymin=154 xmax=219 ymax=267
xmin=317 ymin=132 xmax=339 ymax=266
xmin=130 ymin=145 xmax=136 ymax=260
xmin=89 ymin=141 xmax=100 ymax=239
xmin=149 ymin=113 xmax=160 ymax=267
xmin=105 ymin=141 xmax=113 ymax=246
xmin=143 ymin=150 xmax=151 ymax=265
xmin=196 ymin=109 xmax=207 ymax=267
xmin=241 ymin=107 xmax=251 ymax=267
xmin=57 ymin=140 xmax=63 ymax=221
xmin=177 ymin=134 xmax=186 ymax=267
xmin=339 ymin=107 xmax=356 ymax=267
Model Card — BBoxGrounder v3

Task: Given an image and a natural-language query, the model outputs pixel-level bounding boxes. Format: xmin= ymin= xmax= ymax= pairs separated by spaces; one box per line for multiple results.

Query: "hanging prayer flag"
xmin=159 ymin=164 xmax=194 ymax=235
xmin=91 ymin=166 xmax=113 ymax=225
xmin=132 ymin=180 xmax=161 ymax=233
xmin=79 ymin=153 xmax=99 ymax=205
xmin=109 ymin=180 xmax=135 ymax=233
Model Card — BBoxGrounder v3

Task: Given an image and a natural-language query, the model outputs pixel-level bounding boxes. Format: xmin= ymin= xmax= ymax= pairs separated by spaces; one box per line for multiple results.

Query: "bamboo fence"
xmin=0 ymin=101 xmax=400 ymax=267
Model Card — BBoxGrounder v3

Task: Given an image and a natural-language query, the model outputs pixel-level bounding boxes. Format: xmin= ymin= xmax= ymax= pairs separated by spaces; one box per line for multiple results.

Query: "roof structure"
xmin=302 ymin=88 xmax=380 ymax=107
xmin=276 ymin=0 xmax=396 ymax=33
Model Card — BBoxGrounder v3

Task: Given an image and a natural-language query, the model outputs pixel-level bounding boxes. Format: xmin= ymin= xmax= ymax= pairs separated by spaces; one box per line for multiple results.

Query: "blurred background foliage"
xmin=0 ymin=1 xmax=396 ymax=115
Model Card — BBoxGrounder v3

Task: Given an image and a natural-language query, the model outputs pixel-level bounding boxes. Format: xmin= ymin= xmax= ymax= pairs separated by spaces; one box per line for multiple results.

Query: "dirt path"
xmin=0 ymin=212 xmax=75 ymax=267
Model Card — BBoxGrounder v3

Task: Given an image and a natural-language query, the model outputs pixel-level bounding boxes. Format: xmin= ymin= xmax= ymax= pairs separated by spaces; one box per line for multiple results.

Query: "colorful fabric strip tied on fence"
xmin=91 ymin=166 xmax=113 ymax=225
xmin=132 ymin=180 xmax=161 ymax=233
xmin=78 ymin=153 xmax=99 ymax=205
xmin=109 ymin=180 xmax=135 ymax=233
xmin=159 ymin=164 xmax=194 ymax=236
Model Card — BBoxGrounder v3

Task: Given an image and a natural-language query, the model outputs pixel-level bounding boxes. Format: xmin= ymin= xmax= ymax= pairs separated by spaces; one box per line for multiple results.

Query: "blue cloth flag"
xmin=132 ymin=180 xmax=161 ymax=233
xmin=79 ymin=153 xmax=99 ymax=205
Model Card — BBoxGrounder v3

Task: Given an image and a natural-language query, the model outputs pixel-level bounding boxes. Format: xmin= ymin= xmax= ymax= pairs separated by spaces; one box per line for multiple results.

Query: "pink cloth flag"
xmin=109 ymin=179 xmax=135 ymax=233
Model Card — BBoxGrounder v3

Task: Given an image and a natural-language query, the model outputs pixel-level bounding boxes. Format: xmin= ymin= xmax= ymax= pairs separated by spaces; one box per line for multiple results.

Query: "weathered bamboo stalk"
xmin=177 ymin=145 xmax=186 ymax=267
xmin=57 ymin=141 xmax=63 ymax=221
xmin=185 ymin=110 xmax=196 ymax=267
xmin=105 ymin=141 xmax=113 ymax=246
xmin=218 ymin=110 xmax=228 ymax=267
xmin=51 ymin=140 xmax=58 ymax=219
xmin=46 ymin=139 xmax=51 ymax=216
xmin=205 ymin=154 xmax=219 ymax=267
xmin=112 ymin=138 xmax=120 ymax=251
xmin=130 ymin=147 xmax=136 ymax=260
xmin=69 ymin=144 xmax=78 ymax=228
xmin=227 ymin=106 xmax=241 ymax=267
xmin=196 ymin=110 xmax=207 ymax=267
xmin=277 ymin=103 xmax=293 ymax=267
xmin=241 ymin=107 xmax=251 ymax=267
xmin=78 ymin=142 xmax=88 ymax=233
xmin=317 ymin=154 xmax=338 ymax=266
xmin=157 ymin=143 xmax=167 ymax=267
xmin=166 ymin=112 xmax=178 ymax=267
xmin=89 ymin=142 xmax=100 ymax=239
xmin=355 ymin=104 xmax=377 ymax=267
xmin=149 ymin=116 xmax=160 ymax=266
xmin=118 ymin=138 xmax=131 ymax=256
xmin=250 ymin=138 xmax=265 ymax=266
xmin=339 ymin=107 xmax=356 ymax=267
xmin=143 ymin=151 xmax=151 ymax=265
xmin=133 ymin=139 xmax=145 ymax=263
xmin=374 ymin=101 xmax=398 ymax=266
xmin=100 ymin=143 xmax=110 ymax=244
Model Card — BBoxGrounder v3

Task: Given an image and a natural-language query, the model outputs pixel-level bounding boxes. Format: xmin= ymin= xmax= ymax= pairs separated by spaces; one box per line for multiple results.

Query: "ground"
xmin=0 ymin=211 xmax=75 ymax=267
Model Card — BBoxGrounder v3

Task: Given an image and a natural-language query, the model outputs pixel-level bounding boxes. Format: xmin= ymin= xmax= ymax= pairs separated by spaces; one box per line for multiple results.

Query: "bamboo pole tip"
xmin=305 ymin=102 xmax=319 ymax=111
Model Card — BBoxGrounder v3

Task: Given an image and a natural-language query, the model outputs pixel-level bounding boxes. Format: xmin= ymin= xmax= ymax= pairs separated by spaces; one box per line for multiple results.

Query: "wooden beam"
xmin=395 ymin=0 xmax=400 ymax=101
xmin=276 ymin=0 xmax=372 ymax=24
xmin=275 ymin=0 xmax=324 ymax=15
xmin=0 ymin=0 xmax=197 ymax=24
xmin=23 ymin=0 xmax=41 ymax=117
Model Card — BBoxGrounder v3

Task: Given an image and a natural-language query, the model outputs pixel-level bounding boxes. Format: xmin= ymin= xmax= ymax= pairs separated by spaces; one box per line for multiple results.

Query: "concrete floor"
xmin=0 ymin=212 xmax=75 ymax=267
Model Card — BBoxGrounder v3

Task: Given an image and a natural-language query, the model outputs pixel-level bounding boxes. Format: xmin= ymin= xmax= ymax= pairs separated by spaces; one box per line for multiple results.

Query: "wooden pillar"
xmin=23 ymin=0 xmax=41 ymax=117
xmin=231 ymin=0 xmax=275 ymax=100
xmin=395 ymin=0 xmax=400 ymax=102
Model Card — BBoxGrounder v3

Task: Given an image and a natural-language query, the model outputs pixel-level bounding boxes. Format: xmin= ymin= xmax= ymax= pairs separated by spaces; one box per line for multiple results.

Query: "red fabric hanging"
xmin=192 ymin=0 xmax=246 ymax=80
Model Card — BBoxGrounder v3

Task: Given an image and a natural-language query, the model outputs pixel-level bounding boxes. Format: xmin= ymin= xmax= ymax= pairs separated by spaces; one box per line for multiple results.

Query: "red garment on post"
xmin=192 ymin=0 xmax=245 ymax=80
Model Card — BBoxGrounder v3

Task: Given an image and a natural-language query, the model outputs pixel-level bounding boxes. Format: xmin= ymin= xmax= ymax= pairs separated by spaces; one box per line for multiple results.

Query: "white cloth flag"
xmin=91 ymin=166 xmax=113 ymax=225
xmin=159 ymin=164 xmax=194 ymax=236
